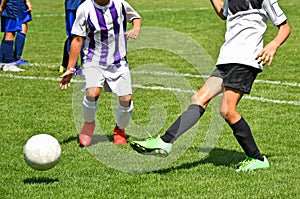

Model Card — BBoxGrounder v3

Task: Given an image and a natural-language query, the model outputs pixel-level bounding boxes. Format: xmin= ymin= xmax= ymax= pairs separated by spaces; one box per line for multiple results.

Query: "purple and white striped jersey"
xmin=71 ymin=0 xmax=141 ymax=68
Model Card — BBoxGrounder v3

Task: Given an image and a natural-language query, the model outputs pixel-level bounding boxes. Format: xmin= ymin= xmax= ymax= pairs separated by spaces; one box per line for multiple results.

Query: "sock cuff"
xmin=118 ymin=101 xmax=134 ymax=112
xmin=3 ymin=40 xmax=13 ymax=44
xmin=17 ymin=32 xmax=26 ymax=38
xmin=188 ymin=104 xmax=205 ymax=114
xmin=229 ymin=117 xmax=246 ymax=132
xmin=83 ymin=96 xmax=98 ymax=109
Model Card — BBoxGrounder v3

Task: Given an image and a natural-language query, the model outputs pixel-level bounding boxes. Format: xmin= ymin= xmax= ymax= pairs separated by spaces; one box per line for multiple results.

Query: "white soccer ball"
xmin=24 ymin=134 xmax=61 ymax=171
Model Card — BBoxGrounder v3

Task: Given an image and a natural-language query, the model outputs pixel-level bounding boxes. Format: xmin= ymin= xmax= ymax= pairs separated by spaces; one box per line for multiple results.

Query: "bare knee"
xmin=86 ymin=88 xmax=100 ymax=101
xmin=219 ymin=108 xmax=241 ymax=124
xmin=119 ymin=95 xmax=132 ymax=107
xmin=219 ymin=108 xmax=229 ymax=121
xmin=190 ymin=91 xmax=210 ymax=108
xmin=4 ymin=32 xmax=15 ymax=40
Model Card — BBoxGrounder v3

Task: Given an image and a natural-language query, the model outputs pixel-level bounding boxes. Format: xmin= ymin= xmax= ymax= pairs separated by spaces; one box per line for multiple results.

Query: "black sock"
xmin=161 ymin=104 xmax=205 ymax=143
xmin=230 ymin=117 xmax=264 ymax=161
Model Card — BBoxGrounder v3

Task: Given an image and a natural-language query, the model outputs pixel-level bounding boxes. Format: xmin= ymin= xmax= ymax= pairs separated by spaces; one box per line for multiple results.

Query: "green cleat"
xmin=130 ymin=137 xmax=172 ymax=157
xmin=236 ymin=156 xmax=270 ymax=172
xmin=59 ymin=66 xmax=66 ymax=74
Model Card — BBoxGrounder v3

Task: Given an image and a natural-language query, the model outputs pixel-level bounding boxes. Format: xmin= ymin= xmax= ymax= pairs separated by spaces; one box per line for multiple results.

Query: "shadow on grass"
xmin=23 ymin=177 xmax=59 ymax=185
xmin=59 ymin=133 xmax=135 ymax=147
xmin=154 ymin=147 xmax=245 ymax=173
xmin=59 ymin=134 xmax=117 ymax=146
xmin=60 ymin=136 xmax=77 ymax=144
xmin=91 ymin=134 xmax=134 ymax=145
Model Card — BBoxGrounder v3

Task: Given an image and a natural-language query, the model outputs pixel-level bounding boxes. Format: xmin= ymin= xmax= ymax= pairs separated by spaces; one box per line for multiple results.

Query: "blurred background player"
xmin=60 ymin=0 xmax=142 ymax=146
xmin=59 ymin=0 xmax=84 ymax=75
xmin=131 ymin=0 xmax=290 ymax=172
xmin=13 ymin=0 xmax=32 ymax=66
xmin=0 ymin=0 xmax=24 ymax=72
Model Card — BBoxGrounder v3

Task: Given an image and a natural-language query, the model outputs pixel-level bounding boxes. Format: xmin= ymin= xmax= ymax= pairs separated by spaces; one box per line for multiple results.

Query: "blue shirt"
xmin=20 ymin=0 xmax=27 ymax=11
xmin=1 ymin=0 xmax=22 ymax=18
xmin=65 ymin=0 xmax=84 ymax=11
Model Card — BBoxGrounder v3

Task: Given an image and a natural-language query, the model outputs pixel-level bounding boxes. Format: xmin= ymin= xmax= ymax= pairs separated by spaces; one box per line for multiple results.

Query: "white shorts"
xmin=82 ymin=61 xmax=132 ymax=97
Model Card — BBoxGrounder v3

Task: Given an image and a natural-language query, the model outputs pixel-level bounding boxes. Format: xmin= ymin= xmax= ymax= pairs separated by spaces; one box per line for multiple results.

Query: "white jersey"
xmin=216 ymin=0 xmax=287 ymax=70
xmin=71 ymin=0 xmax=141 ymax=68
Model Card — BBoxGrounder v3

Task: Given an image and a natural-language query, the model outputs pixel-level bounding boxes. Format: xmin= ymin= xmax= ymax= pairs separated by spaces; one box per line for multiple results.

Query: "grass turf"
xmin=0 ymin=0 xmax=299 ymax=198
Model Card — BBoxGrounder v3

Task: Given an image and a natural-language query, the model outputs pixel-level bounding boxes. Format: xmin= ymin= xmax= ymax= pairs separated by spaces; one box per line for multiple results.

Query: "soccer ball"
xmin=24 ymin=134 xmax=61 ymax=171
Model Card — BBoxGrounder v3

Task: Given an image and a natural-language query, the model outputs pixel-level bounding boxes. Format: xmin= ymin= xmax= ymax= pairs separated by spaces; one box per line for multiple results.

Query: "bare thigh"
xmin=191 ymin=76 xmax=223 ymax=108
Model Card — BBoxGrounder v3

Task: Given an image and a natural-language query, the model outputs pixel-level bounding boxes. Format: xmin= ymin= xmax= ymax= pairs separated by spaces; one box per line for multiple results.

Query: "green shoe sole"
xmin=130 ymin=142 xmax=169 ymax=158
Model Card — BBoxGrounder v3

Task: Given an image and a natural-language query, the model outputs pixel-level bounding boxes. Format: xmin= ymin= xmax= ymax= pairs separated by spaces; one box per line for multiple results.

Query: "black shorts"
xmin=211 ymin=64 xmax=262 ymax=94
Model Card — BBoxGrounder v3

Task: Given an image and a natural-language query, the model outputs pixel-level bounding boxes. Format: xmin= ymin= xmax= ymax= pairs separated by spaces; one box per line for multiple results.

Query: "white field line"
xmin=130 ymin=70 xmax=300 ymax=88
xmin=27 ymin=63 xmax=300 ymax=88
xmin=138 ymin=7 xmax=209 ymax=13
xmin=33 ymin=13 xmax=65 ymax=18
xmin=33 ymin=1 xmax=297 ymax=18
xmin=0 ymin=73 xmax=299 ymax=106
xmin=33 ymin=7 xmax=209 ymax=18
xmin=31 ymin=63 xmax=300 ymax=87
xmin=133 ymin=84 xmax=300 ymax=106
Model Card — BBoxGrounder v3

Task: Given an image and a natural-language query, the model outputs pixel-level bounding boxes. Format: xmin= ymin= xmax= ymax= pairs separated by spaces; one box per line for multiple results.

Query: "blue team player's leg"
xmin=60 ymin=10 xmax=82 ymax=75
xmin=14 ymin=10 xmax=32 ymax=66
xmin=0 ymin=17 xmax=24 ymax=72
xmin=0 ymin=34 xmax=14 ymax=63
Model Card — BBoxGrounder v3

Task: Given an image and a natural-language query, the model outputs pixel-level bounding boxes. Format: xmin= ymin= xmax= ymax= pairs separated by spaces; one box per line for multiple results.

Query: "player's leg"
xmin=114 ymin=94 xmax=133 ymax=145
xmin=0 ymin=32 xmax=15 ymax=63
xmin=83 ymin=87 xmax=101 ymax=123
xmin=131 ymin=76 xmax=223 ymax=157
xmin=60 ymin=10 xmax=78 ymax=73
xmin=116 ymin=95 xmax=133 ymax=130
xmin=220 ymin=64 xmax=269 ymax=171
xmin=61 ymin=35 xmax=82 ymax=75
xmin=162 ymin=76 xmax=223 ymax=143
xmin=14 ymin=10 xmax=32 ymax=66
xmin=79 ymin=87 xmax=101 ymax=146
xmin=0 ymin=17 xmax=16 ymax=64
xmin=106 ymin=63 xmax=134 ymax=145
xmin=14 ymin=23 xmax=28 ymax=65
xmin=219 ymin=87 xmax=243 ymax=124
xmin=63 ymin=36 xmax=73 ymax=67
xmin=60 ymin=38 xmax=70 ymax=70
xmin=221 ymin=87 xmax=269 ymax=171
xmin=78 ymin=65 xmax=105 ymax=146
xmin=0 ymin=17 xmax=25 ymax=72
xmin=0 ymin=32 xmax=26 ymax=72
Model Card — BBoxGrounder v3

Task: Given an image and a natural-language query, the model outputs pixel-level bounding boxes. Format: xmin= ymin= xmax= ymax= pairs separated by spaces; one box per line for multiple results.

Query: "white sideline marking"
xmin=0 ymin=73 xmax=299 ymax=106
xmin=26 ymin=64 xmax=300 ymax=88
xmin=33 ymin=7 xmax=209 ymax=18
xmin=131 ymin=71 xmax=300 ymax=88
xmin=139 ymin=7 xmax=209 ymax=13
xmin=244 ymin=96 xmax=300 ymax=106
xmin=33 ymin=13 xmax=65 ymax=18
xmin=133 ymin=84 xmax=300 ymax=106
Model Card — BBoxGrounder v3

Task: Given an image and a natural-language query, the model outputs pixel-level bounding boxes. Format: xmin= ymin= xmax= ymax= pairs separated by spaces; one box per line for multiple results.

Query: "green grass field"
xmin=0 ymin=0 xmax=299 ymax=198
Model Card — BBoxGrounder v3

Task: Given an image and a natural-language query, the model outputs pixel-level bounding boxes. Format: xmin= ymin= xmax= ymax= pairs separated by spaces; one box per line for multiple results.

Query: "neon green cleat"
xmin=130 ymin=137 xmax=172 ymax=157
xmin=59 ymin=66 xmax=66 ymax=74
xmin=236 ymin=156 xmax=270 ymax=172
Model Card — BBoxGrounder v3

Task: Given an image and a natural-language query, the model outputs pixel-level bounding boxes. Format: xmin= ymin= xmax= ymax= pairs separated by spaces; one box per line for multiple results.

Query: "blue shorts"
xmin=21 ymin=10 xmax=32 ymax=23
xmin=65 ymin=10 xmax=76 ymax=36
xmin=1 ymin=17 xmax=22 ymax=32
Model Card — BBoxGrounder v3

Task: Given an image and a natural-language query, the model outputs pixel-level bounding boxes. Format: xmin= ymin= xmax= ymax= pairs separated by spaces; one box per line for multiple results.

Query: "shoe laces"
xmin=145 ymin=135 xmax=160 ymax=141
xmin=239 ymin=157 xmax=256 ymax=167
